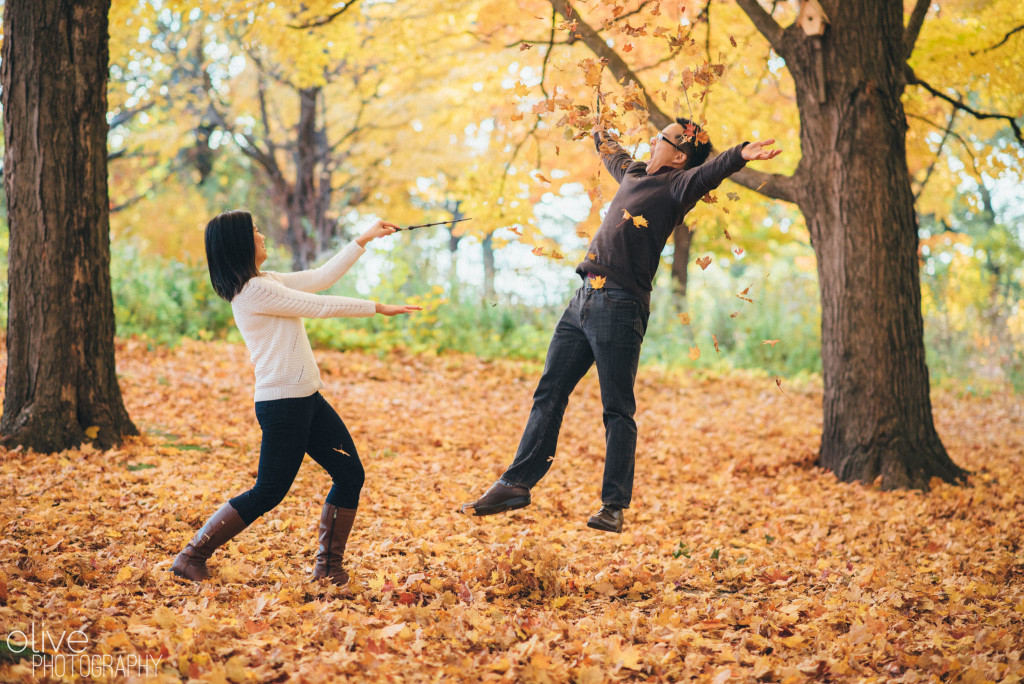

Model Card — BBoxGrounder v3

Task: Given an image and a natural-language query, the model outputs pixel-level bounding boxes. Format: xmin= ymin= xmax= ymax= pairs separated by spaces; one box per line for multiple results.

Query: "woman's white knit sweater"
xmin=231 ymin=241 xmax=375 ymax=402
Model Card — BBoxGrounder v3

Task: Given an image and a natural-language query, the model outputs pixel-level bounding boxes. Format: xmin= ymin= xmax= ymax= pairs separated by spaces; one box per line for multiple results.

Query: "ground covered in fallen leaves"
xmin=1 ymin=338 xmax=1023 ymax=682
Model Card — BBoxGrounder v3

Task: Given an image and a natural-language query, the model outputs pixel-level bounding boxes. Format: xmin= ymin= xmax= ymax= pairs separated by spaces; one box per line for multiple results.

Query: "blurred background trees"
xmin=1 ymin=0 xmax=1020 ymax=397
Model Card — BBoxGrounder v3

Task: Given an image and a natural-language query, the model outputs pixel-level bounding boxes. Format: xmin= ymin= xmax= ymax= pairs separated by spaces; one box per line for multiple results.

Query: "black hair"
xmin=674 ymin=117 xmax=712 ymax=169
xmin=205 ymin=210 xmax=260 ymax=301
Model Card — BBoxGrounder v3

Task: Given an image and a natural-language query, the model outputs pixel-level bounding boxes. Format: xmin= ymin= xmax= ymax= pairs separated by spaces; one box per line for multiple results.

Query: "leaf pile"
xmin=1 ymin=339 xmax=1022 ymax=682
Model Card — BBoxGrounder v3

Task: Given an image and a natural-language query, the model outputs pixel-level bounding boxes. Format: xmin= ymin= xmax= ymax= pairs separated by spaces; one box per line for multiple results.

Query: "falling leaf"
xmin=551 ymin=250 xmax=565 ymax=260
xmin=85 ymin=426 xmax=100 ymax=439
xmin=513 ymin=81 xmax=529 ymax=97
xmin=631 ymin=215 xmax=648 ymax=228
xmin=729 ymin=35 xmax=737 ymax=47
xmin=727 ymin=191 xmax=740 ymax=201
xmin=696 ymin=256 xmax=712 ymax=270
xmin=678 ymin=312 xmax=691 ymax=325
xmin=688 ymin=345 xmax=701 ymax=360
xmin=733 ymin=247 xmax=744 ymax=256
xmin=681 ymin=68 xmax=694 ymax=90
xmin=763 ymin=339 xmax=780 ymax=347
xmin=622 ymin=43 xmax=633 ymax=52
xmin=508 ymin=226 xmax=523 ymax=236
xmin=590 ymin=275 xmax=606 ymax=289
xmin=696 ymin=130 xmax=710 ymax=144
xmin=519 ymin=43 xmax=533 ymax=51
xmin=712 ymin=334 xmax=720 ymax=354
xmin=701 ymin=192 xmax=718 ymax=204
xmin=587 ymin=251 xmax=598 ymax=261
xmin=509 ymin=111 xmax=523 ymax=122
xmin=723 ymin=228 xmax=732 ymax=240
xmin=531 ymin=247 xmax=546 ymax=256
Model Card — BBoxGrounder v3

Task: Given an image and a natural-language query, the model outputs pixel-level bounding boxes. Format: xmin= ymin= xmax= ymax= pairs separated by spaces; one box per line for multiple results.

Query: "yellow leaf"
xmin=631 ymin=215 xmax=648 ymax=228
xmin=678 ymin=312 xmax=691 ymax=325
xmin=115 ymin=566 xmax=132 ymax=582
xmin=531 ymin=247 xmax=546 ymax=256
xmin=513 ymin=81 xmax=529 ymax=97
xmin=85 ymin=426 xmax=100 ymax=439
xmin=688 ymin=346 xmax=701 ymax=360
xmin=590 ymin=275 xmax=606 ymax=289
xmin=379 ymin=622 xmax=406 ymax=639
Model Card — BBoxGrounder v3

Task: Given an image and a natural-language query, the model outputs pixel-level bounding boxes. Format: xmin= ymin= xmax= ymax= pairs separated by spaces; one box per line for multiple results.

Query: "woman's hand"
xmin=374 ymin=303 xmax=423 ymax=316
xmin=357 ymin=220 xmax=400 ymax=247
xmin=741 ymin=139 xmax=782 ymax=162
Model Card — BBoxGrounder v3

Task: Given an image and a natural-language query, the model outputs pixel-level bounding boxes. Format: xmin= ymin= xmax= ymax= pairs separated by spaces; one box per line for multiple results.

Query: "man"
xmin=461 ymin=118 xmax=781 ymax=533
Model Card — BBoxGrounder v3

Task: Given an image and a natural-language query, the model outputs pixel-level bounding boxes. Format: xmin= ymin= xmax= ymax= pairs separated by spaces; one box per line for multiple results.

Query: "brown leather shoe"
xmin=586 ymin=505 xmax=624 ymax=533
xmin=312 ymin=504 xmax=356 ymax=586
xmin=171 ymin=503 xmax=248 ymax=581
xmin=460 ymin=482 xmax=531 ymax=516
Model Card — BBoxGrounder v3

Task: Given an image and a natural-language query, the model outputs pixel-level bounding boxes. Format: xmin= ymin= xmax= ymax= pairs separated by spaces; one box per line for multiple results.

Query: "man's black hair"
xmin=205 ymin=210 xmax=260 ymax=301
xmin=674 ymin=117 xmax=712 ymax=169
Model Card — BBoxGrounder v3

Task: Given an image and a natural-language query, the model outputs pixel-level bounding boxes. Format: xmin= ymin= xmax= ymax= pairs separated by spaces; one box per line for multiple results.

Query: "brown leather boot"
xmin=587 ymin=505 xmax=624 ymax=534
xmin=460 ymin=482 xmax=531 ymax=516
xmin=312 ymin=504 xmax=356 ymax=586
xmin=170 ymin=503 xmax=248 ymax=581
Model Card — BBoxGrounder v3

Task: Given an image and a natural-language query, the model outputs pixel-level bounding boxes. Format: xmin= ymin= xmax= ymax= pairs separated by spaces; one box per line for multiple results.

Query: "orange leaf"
xmin=631 ymin=215 xmax=648 ymax=228
xmin=678 ymin=312 xmax=691 ymax=325
xmin=762 ymin=339 xmax=780 ymax=347
xmin=590 ymin=275 xmax=606 ymax=289
xmin=712 ymin=334 xmax=720 ymax=353
xmin=696 ymin=256 xmax=712 ymax=270
xmin=551 ymin=250 xmax=565 ymax=260
xmin=688 ymin=345 xmax=701 ymax=360
xmin=531 ymin=247 xmax=546 ymax=256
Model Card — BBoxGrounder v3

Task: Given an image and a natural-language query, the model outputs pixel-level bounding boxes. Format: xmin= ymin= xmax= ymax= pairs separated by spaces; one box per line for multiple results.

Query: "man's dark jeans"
xmin=498 ymin=281 xmax=649 ymax=508
xmin=230 ymin=392 xmax=364 ymax=525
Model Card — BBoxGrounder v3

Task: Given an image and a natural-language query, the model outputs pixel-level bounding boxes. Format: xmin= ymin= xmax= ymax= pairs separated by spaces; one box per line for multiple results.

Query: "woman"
xmin=171 ymin=210 xmax=420 ymax=585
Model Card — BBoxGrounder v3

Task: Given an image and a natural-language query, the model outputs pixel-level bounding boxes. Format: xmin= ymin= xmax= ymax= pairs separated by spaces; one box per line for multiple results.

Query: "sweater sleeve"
xmin=669 ymin=144 xmax=748 ymax=205
xmin=594 ymin=131 xmax=635 ymax=184
xmin=272 ymin=241 xmax=365 ymax=293
xmin=234 ymin=276 xmax=375 ymax=319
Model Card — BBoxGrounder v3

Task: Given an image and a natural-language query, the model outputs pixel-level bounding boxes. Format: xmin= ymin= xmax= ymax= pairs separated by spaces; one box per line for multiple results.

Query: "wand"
xmin=398 ymin=217 xmax=472 ymax=231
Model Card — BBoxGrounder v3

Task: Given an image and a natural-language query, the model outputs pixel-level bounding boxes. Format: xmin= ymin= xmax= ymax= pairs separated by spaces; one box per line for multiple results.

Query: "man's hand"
xmin=357 ymin=220 xmax=399 ymax=247
xmin=741 ymin=139 xmax=782 ymax=162
xmin=374 ymin=303 xmax=423 ymax=316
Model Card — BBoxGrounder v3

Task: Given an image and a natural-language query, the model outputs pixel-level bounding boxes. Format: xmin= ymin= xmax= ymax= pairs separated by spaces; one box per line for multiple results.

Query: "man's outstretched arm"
xmin=593 ymin=130 xmax=634 ymax=184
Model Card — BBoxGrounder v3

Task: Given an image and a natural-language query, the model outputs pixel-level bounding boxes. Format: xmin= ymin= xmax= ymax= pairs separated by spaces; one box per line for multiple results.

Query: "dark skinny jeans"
xmin=499 ymin=281 xmax=649 ymax=508
xmin=229 ymin=392 xmax=364 ymax=525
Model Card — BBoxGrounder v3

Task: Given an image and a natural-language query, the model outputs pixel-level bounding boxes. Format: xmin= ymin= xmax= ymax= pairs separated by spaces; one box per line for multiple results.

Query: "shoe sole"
xmin=463 ymin=496 xmax=531 ymax=516
xmin=586 ymin=518 xmax=623 ymax=534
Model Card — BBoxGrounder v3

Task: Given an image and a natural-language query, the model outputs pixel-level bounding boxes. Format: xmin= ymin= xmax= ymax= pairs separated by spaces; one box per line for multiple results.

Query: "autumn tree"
xmin=1 ymin=0 xmax=137 ymax=451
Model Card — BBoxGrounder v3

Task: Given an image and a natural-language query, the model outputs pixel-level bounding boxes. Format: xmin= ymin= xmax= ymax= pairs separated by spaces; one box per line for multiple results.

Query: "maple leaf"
xmin=678 ymin=312 xmax=691 ymax=325
xmin=727 ymin=191 xmax=740 ymax=201
xmin=590 ymin=275 xmax=606 ymax=289
xmin=701 ymin=192 xmax=718 ymax=204
xmin=513 ymin=81 xmax=529 ymax=98
xmin=681 ymin=67 xmax=694 ymax=91
xmin=763 ymin=339 xmax=780 ymax=347
xmin=696 ymin=130 xmax=710 ymax=144
xmin=712 ymin=334 xmax=720 ymax=354
xmin=622 ymin=43 xmax=633 ymax=52
xmin=535 ymin=173 xmax=552 ymax=184
xmin=632 ymin=215 xmax=648 ymax=228
xmin=734 ymin=247 xmax=744 ymax=256
xmin=531 ymin=247 xmax=546 ymax=256
xmin=696 ymin=256 xmax=712 ymax=270
xmin=587 ymin=251 xmax=598 ymax=261
xmin=723 ymin=228 xmax=732 ymax=240
xmin=509 ymin=111 xmax=523 ymax=122
xmin=519 ymin=43 xmax=533 ymax=51
xmin=688 ymin=345 xmax=701 ymax=360
xmin=507 ymin=226 xmax=523 ymax=236
xmin=551 ymin=250 xmax=565 ymax=260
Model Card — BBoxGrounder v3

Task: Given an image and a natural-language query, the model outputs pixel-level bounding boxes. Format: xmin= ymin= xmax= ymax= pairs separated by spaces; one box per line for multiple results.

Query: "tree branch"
xmin=970 ymin=24 xmax=1024 ymax=56
xmin=722 ymin=153 xmax=799 ymax=204
xmin=734 ymin=0 xmax=787 ymax=58
xmin=904 ymin=0 xmax=931 ymax=59
xmin=912 ymin=109 xmax=957 ymax=201
xmin=287 ymin=1 xmax=361 ymax=30
xmin=906 ymin=67 xmax=1024 ymax=148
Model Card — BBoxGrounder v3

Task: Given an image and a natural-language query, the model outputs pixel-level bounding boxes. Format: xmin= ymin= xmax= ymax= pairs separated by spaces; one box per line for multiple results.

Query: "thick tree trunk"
xmin=1 ymin=0 xmax=137 ymax=451
xmin=670 ymin=223 xmax=691 ymax=300
xmin=289 ymin=87 xmax=321 ymax=270
xmin=783 ymin=3 xmax=966 ymax=489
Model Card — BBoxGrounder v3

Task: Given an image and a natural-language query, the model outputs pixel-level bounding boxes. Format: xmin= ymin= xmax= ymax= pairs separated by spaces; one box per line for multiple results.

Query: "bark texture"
xmin=1 ymin=0 xmax=138 ymax=451
xmin=742 ymin=0 xmax=967 ymax=489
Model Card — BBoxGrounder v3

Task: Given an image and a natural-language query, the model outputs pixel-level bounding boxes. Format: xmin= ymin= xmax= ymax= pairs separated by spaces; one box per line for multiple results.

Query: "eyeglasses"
xmin=651 ymin=132 xmax=687 ymax=154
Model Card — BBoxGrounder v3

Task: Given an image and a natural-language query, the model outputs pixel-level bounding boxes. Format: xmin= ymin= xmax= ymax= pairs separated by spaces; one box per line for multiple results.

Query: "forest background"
xmin=0 ymin=0 xmax=1020 ymax=392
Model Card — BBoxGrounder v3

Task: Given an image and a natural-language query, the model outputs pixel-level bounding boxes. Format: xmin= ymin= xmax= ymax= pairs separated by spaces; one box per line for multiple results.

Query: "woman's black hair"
xmin=674 ymin=117 xmax=713 ymax=169
xmin=205 ymin=210 xmax=260 ymax=301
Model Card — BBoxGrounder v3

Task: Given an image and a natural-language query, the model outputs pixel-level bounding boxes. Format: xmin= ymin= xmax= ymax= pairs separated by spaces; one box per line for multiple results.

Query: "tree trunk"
xmin=1 ymin=0 xmax=138 ymax=451
xmin=670 ymin=223 xmax=691 ymax=300
xmin=781 ymin=3 xmax=966 ymax=489
xmin=481 ymin=232 xmax=496 ymax=299
xmin=289 ymin=86 xmax=321 ymax=270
